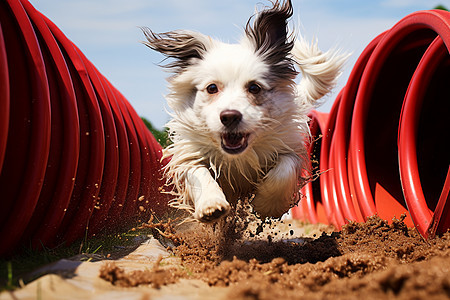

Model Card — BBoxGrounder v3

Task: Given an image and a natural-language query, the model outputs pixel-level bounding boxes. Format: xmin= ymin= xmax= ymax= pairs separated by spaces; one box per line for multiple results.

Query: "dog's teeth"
xmin=221 ymin=132 xmax=249 ymax=154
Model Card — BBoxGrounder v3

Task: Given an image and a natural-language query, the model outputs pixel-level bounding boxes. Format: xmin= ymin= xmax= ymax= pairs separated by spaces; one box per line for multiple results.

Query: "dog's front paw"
xmin=194 ymin=196 xmax=231 ymax=223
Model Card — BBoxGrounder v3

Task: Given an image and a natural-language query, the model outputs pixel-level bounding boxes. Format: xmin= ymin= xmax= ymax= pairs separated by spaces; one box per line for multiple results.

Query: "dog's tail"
xmin=291 ymin=37 xmax=349 ymax=108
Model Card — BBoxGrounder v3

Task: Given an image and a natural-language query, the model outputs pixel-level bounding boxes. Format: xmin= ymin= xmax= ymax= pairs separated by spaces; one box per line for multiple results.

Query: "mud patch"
xmin=99 ymin=257 xmax=182 ymax=288
xmin=99 ymin=206 xmax=450 ymax=299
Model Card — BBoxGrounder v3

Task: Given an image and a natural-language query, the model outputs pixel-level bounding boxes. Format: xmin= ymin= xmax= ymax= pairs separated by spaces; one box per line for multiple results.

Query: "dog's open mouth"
xmin=221 ymin=132 xmax=249 ymax=154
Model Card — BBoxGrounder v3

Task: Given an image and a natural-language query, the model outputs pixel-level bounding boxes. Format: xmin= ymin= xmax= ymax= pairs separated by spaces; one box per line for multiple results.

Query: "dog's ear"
xmin=245 ymin=0 xmax=293 ymax=50
xmin=245 ymin=0 xmax=296 ymax=79
xmin=141 ymin=28 xmax=211 ymax=72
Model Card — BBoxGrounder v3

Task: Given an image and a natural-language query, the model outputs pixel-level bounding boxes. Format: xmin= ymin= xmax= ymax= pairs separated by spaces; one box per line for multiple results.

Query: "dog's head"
xmin=143 ymin=0 xmax=298 ymax=157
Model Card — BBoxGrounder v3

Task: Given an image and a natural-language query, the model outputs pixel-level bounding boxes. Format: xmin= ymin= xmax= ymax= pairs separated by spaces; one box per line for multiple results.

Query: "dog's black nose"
xmin=220 ymin=110 xmax=242 ymax=128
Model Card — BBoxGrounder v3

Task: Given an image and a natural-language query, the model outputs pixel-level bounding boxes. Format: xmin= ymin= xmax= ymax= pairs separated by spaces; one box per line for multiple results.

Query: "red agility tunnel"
xmin=291 ymin=110 xmax=329 ymax=225
xmin=293 ymin=9 xmax=450 ymax=238
xmin=0 ymin=0 xmax=169 ymax=256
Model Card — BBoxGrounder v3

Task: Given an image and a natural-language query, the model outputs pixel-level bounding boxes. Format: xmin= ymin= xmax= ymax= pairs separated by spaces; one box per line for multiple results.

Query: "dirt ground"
xmin=2 ymin=201 xmax=450 ymax=300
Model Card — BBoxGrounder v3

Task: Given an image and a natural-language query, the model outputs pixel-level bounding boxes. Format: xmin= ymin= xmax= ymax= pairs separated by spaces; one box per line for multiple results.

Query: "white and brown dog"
xmin=142 ymin=0 xmax=346 ymax=222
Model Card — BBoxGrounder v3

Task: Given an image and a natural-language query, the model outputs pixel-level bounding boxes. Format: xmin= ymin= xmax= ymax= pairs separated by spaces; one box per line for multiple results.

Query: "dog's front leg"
xmin=252 ymin=154 xmax=301 ymax=218
xmin=185 ymin=167 xmax=231 ymax=222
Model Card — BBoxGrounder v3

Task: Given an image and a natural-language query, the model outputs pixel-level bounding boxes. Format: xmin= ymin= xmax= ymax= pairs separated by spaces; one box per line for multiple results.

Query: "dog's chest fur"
xmin=212 ymin=160 xmax=273 ymax=204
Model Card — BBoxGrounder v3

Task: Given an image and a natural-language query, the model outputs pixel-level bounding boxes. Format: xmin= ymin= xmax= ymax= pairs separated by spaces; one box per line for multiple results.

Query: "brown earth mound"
xmin=100 ymin=208 xmax=450 ymax=300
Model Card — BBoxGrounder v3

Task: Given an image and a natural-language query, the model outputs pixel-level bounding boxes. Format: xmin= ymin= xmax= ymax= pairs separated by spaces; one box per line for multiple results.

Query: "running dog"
xmin=142 ymin=0 xmax=346 ymax=222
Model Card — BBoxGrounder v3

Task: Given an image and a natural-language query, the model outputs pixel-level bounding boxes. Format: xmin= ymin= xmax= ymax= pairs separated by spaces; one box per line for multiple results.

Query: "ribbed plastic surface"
xmin=0 ymin=0 xmax=169 ymax=256
xmin=292 ymin=10 xmax=450 ymax=239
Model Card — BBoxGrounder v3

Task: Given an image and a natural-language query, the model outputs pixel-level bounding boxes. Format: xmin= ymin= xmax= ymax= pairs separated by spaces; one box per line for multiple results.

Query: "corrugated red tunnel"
xmin=292 ymin=9 xmax=450 ymax=239
xmin=0 ymin=0 xmax=169 ymax=256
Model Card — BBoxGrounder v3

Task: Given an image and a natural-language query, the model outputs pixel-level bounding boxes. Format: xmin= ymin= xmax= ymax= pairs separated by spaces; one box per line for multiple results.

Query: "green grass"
xmin=0 ymin=225 xmax=156 ymax=292
xmin=434 ymin=4 xmax=449 ymax=11
xmin=141 ymin=117 xmax=171 ymax=147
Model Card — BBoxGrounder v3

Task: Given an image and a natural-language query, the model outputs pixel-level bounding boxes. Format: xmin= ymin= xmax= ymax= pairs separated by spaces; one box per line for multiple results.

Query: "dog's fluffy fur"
xmin=142 ymin=0 xmax=346 ymax=222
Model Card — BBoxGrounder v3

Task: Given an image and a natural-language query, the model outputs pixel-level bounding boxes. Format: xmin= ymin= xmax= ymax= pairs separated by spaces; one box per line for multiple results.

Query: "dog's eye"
xmin=206 ymin=83 xmax=219 ymax=94
xmin=248 ymin=83 xmax=262 ymax=94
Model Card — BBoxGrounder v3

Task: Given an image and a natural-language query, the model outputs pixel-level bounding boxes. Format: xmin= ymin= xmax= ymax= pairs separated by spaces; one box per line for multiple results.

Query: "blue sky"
xmin=29 ymin=0 xmax=446 ymax=129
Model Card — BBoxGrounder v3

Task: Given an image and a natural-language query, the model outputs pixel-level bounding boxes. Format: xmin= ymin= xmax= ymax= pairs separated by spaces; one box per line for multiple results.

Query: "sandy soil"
xmin=2 ymin=202 xmax=450 ymax=300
